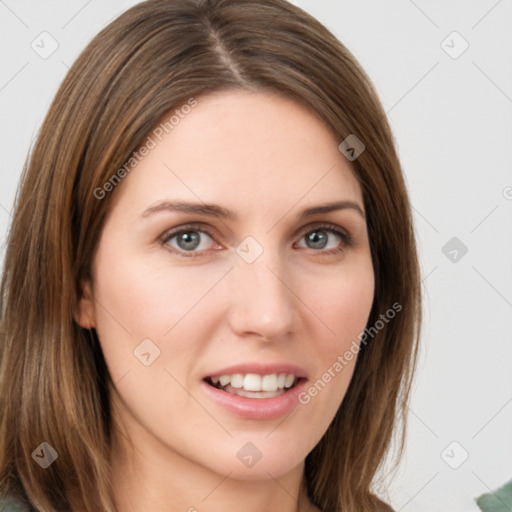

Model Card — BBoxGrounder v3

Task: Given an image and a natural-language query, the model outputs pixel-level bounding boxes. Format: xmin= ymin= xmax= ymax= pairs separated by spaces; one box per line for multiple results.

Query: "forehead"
xmin=110 ymin=89 xmax=363 ymax=217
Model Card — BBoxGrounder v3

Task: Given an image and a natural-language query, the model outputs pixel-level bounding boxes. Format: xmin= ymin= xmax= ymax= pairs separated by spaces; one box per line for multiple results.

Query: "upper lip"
xmin=204 ymin=363 xmax=308 ymax=380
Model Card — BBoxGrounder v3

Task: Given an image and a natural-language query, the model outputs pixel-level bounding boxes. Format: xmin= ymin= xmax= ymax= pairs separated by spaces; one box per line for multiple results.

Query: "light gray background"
xmin=1 ymin=1 xmax=511 ymax=511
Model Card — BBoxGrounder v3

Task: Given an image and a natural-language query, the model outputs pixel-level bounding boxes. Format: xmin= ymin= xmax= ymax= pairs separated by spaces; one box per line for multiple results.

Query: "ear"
xmin=74 ymin=279 xmax=96 ymax=329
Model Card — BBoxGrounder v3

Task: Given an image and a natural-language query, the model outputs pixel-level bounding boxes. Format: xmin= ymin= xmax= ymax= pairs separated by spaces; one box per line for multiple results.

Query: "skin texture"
xmin=76 ymin=90 xmax=375 ymax=512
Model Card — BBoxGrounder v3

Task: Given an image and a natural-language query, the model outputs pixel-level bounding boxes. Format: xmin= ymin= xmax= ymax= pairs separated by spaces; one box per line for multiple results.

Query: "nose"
xmin=227 ymin=248 xmax=296 ymax=342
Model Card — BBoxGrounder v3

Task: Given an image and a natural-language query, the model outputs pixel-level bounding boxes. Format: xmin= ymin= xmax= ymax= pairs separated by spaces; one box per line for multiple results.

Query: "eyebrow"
xmin=139 ymin=199 xmax=365 ymax=221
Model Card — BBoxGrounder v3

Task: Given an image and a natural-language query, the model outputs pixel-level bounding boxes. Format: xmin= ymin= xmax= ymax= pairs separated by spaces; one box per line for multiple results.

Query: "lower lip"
xmin=200 ymin=379 xmax=308 ymax=420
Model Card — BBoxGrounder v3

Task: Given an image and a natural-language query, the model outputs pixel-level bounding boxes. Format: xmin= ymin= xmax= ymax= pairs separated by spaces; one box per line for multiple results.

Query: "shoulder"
xmin=0 ymin=497 xmax=31 ymax=511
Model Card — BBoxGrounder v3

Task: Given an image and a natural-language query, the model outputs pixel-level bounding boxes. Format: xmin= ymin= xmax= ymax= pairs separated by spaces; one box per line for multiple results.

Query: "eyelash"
xmin=160 ymin=222 xmax=353 ymax=258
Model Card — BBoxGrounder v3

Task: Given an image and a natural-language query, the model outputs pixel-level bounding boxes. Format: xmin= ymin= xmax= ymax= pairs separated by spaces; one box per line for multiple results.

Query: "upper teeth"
xmin=211 ymin=373 xmax=297 ymax=392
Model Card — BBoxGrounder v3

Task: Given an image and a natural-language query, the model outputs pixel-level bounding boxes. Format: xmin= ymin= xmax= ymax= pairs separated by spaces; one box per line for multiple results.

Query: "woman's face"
xmin=77 ymin=90 xmax=374 ymax=480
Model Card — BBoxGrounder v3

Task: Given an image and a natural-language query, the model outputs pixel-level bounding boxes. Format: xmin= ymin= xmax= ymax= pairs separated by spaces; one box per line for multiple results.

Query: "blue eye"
xmin=162 ymin=226 xmax=215 ymax=256
xmin=297 ymin=224 xmax=351 ymax=254
xmin=160 ymin=223 xmax=351 ymax=258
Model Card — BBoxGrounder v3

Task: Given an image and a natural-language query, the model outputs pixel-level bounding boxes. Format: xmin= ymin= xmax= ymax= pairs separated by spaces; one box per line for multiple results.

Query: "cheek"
xmin=90 ymin=240 xmax=234 ymax=391
xmin=294 ymin=262 xmax=374 ymax=428
xmin=300 ymin=260 xmax=374 ymax=392
xmin=308 ymin=262 xmax=375 ymax=347
xmin=92 ymin=248 xmax=219 ymax=339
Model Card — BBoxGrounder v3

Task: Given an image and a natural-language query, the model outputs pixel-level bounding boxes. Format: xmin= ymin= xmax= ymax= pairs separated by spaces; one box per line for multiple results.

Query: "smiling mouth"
xmin=204 ymin=373 xmax=303 ymax=399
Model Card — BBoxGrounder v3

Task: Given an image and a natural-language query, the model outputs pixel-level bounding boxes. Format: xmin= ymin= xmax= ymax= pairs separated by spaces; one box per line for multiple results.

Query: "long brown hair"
xmin=0 ymin=0 xmax=421 ymax=510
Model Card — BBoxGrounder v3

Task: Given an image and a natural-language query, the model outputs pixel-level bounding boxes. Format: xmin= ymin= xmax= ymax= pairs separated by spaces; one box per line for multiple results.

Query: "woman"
xmin=0 ymin=0 xmax=421 ymax=510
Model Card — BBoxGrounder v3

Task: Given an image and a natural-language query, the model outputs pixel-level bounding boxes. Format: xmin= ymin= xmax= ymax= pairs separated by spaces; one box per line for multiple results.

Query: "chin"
xmin=201 ymin=434 xmax=310 ymax=480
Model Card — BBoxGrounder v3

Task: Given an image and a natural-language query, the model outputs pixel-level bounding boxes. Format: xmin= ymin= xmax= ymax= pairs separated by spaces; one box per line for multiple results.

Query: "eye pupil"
xmin=307 ymin=230 xmax=327 ymax=249
xmin=166 ymin=226 xmax=343 ymax=256
xmin=178 ymin=231 xmax=200 ymax=250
